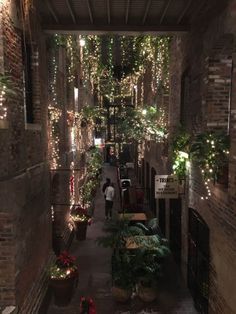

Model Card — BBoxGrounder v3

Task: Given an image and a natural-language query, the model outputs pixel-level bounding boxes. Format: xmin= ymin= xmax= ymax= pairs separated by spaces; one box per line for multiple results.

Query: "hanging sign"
xmin=155 ymin=175 xmax=178 ymax=198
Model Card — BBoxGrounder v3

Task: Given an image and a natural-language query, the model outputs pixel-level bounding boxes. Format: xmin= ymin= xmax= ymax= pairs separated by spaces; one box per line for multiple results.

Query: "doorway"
xmin=141 ymin=159 xmax=145 ymax=187
xmin=145 ymin=162 xmax=150 ymax=201
xmin=150 ymin=168 xmax=156 ymax=214
xmin=169 ymin=198 xmax=182 ymax=266
xmin=188 ymin=209 xmax=209 ymax=313
xmin=158 ymin=199 xmax=166 ymax=236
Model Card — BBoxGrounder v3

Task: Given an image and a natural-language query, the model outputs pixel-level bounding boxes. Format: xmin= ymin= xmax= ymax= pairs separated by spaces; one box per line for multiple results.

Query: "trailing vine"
xmin=172 ymin=130 xmax=230 ymax=187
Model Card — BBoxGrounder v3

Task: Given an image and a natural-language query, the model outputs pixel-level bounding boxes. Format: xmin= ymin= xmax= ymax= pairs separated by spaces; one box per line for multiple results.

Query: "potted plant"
xmin=49 ymin=251 xmax=78 ymax=306
xmin=70 ymin=206 xmax=92 ymax=240
xmin=111 ymin=251 xmax=134 ymax=302
xmin=132 ymin=236 xmax=170 ymax=302
xmin=79 ymin=296 xmax=96 ymax=314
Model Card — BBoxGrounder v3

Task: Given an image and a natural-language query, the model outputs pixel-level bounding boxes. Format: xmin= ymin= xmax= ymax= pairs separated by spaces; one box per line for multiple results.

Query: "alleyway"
xmin=47 ymin=165 xmax=197 ymax=314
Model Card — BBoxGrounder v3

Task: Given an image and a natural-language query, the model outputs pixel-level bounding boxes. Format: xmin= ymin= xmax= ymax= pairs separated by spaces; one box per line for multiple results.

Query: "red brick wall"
xmin=168 ymin=3 xmax=236 ymax=313
xmin=0 ymin=1 xmax=51 ymax=311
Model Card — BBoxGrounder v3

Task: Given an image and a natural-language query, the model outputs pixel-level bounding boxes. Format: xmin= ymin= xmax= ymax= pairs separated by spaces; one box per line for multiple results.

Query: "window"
xmin=22 ymin=39 xmax=34 ymax=124
xmin=180 ymin=69 xmax=190 ymax=127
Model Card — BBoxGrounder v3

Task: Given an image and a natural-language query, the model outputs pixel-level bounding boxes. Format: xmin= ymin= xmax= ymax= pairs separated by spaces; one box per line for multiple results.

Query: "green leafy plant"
xmin=0 ymin=74 xmax=17 ymax=96
xmin=172 ymin=129 xmax=191 ymax=179
xmin=190 ymin=131 xmax=229 ymax=181
xmin=96 ymin=219 xmax=132 ymax=249
xmin=112 ymin=251 xmax=135 ymax=289
xmin=116 ymin=105 xmax=166 ymax=143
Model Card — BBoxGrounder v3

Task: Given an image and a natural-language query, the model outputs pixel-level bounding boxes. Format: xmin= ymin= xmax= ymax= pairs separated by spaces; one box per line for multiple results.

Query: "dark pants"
xmin=105 ymin=200 xmax=113 ymax=218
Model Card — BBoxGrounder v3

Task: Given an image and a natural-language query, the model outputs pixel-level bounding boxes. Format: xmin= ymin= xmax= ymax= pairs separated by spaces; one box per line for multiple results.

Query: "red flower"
xmin=56 ymin=251 xmax=76 ymax=268
xmin=79 ymin=296 xmax=96 ymax=314
xmin=71 ymin=205 xmax=91 ymax=223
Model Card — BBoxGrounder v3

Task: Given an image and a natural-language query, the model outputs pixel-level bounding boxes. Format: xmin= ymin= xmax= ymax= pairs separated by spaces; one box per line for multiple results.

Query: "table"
xmin=118 ymin=213 xmax=147 ymax=222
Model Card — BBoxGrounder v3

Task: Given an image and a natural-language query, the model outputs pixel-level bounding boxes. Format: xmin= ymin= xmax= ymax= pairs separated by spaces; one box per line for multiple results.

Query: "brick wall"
xmin=168 ymin=2 xmax=236 ymax=313
xmin=0 ymin=1 xmax=51 ymax=311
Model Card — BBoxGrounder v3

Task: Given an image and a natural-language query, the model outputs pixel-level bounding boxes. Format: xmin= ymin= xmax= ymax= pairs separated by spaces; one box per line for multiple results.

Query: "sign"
xmin=155 ymin=175 xmax=178 ymax=198
xmin=94 ymin=138 xmax=105 ymax=148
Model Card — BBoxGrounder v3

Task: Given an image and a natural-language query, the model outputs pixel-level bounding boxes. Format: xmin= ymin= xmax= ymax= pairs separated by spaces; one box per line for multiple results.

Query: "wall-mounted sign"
xmin=155 ymin=175 xmax=178 ymax=199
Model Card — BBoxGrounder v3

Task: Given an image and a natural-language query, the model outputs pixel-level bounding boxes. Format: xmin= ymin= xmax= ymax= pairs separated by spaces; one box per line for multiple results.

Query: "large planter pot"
xmin=75 ymin=220 xmax=88 ymax=240
xmin=111 ymin=286 xmax=132 ymax=303
xmin=50 ymin=275 xmax=77 ymax=306
xmin=137 ymin=285 xmax=157 ymax=302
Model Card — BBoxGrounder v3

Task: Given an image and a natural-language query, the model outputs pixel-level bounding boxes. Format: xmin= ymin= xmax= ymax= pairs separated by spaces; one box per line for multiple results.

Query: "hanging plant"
xmin=172 ymin=130 xmax=191 ymax=179
xmin=116 ymin=105 xmax=166 ymax=143
xmin=172 ymin=130 xmax=230 ymax=183
xmin=190 ymin=131 xmax=229 ymax=182
xmin=80 ymin=105 xmax=106 ymax=126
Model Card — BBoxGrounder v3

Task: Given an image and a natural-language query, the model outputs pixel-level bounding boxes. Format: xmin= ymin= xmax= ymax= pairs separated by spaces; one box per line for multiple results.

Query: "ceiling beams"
xmin=46 ymin=0 xmax=59 ymax=23
xmin=160 ymin=0 xmax=172 ymax=25
xmin=125 ymin=0 xmax=130 ymax=24
xmin=39 ymin=0 xmax=207 ymax=33
xmin=107 ymin=0 xmax=111 ymax=24
xmin=65 ymin=0 xmax=76 ymax=24
xmin=86 ymin=0 xmax=94 ymax=24
xmin=142 ymin=0 xmax=152 ymax=25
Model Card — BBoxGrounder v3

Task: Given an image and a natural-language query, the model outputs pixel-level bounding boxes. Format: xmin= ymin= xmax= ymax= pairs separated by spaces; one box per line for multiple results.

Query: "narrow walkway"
xmin=47 ymin=165 xmax=197 ymax=314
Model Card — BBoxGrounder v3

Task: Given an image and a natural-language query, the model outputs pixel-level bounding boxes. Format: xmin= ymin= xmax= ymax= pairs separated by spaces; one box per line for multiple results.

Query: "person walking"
xmin=102 ymin=178 xmax=111 ymax=199
xmin=104 ymin=182 xmax=115 ymax=220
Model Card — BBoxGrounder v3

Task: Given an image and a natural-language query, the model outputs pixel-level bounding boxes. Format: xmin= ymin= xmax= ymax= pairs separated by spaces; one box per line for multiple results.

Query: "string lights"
xmin=0 ymin=84 xmax=7 ymax=120
xmin=48 ymin=47 xmax=61 ymax=169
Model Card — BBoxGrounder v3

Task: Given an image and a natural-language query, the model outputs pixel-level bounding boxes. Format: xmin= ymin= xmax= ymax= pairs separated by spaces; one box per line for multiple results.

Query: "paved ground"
xmin=47 ymin=164 xmax=197 ymax=314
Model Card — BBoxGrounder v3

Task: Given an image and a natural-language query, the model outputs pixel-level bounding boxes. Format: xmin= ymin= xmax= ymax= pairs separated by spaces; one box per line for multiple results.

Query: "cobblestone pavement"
xmin=47 ymin=165 xmax=197 ymax=314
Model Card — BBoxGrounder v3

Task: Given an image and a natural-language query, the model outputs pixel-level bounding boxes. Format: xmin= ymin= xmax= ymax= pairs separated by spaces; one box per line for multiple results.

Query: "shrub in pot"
xmin=70 ymin=205 xmax=92 ymax=240
xmin=49 ymin=251 xmax=78 ymax=306
xmin=132 ymin=235 xmax=171 ymax=302
xmin=111 ymin=252 xmax=134 ymax=302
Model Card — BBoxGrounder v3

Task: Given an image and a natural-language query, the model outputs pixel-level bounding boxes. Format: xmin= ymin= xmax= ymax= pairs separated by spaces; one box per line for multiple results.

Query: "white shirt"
xmin=105 ymin=186 xmax=115 ymax=201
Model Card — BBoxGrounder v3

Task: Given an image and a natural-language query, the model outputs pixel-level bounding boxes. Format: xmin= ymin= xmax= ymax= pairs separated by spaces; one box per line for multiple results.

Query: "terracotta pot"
xmin=137 ymin=285 xmax=157 ymax=302
xmin=50 ymin=275 xmax=77 ymax=306
xmin=111 ymin=286 xmax=132 ymax=303
xmin=75 ymin=221 xmax=88 ymax=240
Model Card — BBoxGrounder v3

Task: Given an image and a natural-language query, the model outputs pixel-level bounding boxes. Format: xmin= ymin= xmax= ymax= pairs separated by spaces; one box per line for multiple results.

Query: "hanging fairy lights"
xmin=48 ymin=47 xmax=62 ymax=169
xmin=67 ymin=35 xmax=76 ymax=83
xmin=0 ymin=84 xmax=7 ymax=120
xmin=48 ymin=105 xmax=62 ymax=169
xmin=0 ymin=73 xmax=16 ymax=121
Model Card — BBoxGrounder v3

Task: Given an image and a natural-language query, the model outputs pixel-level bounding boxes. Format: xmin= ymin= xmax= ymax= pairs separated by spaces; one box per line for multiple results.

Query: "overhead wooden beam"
xmin=160 ymin=0 xmax=172 ymax=25
xmin=107 ymin=0 xmax=111 ymax=24
xmin=66 ymin=0 xmax=77 ymax=24
xmin=125 ymin=0 xmax=130 ymax=24
xmin=142 ymin=0 xmax=152 ymax=25
xmin=177 ymin=0 xmax=192 ymax=24
xmin=86 ymin=0 xmax=94 ymax=24
xmin=43 ymin=23 xmax=189 ymax=34
xmin=190 ymin=0 xmax=207 ymax=23
xmin=46 ymin=0 xmax=59 ymax=23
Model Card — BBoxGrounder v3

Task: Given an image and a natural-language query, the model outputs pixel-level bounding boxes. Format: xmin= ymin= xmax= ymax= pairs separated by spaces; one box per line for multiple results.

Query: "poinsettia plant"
xmin=70 ymin=205 xmax=92 ymax=224
xmin=49 ymin=251 xmax=78 ymax=280
xmin=79 ymin=297 xmax=96 ymax=314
